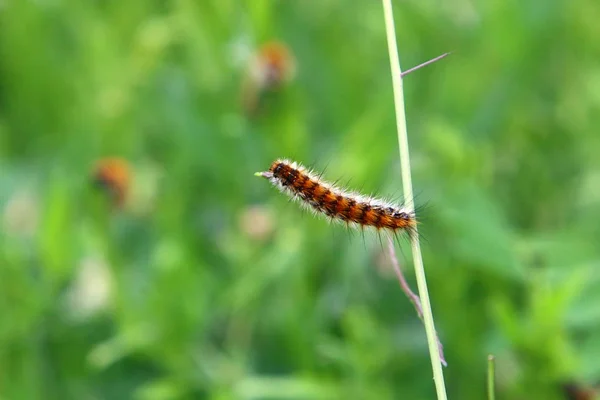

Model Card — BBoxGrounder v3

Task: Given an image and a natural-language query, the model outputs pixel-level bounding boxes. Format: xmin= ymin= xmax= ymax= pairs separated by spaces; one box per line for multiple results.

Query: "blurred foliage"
xmin=1 ymin=0 xmax=600 ymax=399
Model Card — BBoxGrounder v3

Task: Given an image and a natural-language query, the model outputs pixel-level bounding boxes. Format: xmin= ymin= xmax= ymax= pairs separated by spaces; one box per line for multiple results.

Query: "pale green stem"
xmin=487 ymin=355 xmax=496 ymax=400
xmin=381 ymin=1 xmax=448 ymax=399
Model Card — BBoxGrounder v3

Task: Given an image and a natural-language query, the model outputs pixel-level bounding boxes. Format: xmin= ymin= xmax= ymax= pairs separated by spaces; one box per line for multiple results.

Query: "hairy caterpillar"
xmin=255 ymin=159 xmax=417 ymax=235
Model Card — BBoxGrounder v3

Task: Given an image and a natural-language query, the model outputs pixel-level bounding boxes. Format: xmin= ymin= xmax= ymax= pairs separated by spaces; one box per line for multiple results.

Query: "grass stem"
xmin=487 ymin=355 xmax=496 ymax=400
xmin=381 ymin=1 xmax=448 ymax=399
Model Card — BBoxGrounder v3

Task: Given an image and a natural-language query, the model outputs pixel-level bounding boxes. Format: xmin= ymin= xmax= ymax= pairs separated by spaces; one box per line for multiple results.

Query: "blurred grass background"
xmin=2 ymin=0 xmax=600 ymax=399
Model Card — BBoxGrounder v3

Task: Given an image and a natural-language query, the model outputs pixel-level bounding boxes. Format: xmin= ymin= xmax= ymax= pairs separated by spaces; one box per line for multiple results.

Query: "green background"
xmin=1 ymin=0 xmax=600 ymax=399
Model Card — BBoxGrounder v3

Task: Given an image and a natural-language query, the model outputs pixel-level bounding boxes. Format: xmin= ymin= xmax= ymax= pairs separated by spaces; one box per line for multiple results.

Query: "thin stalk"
xmin=487 ymin=355 xmax=496 ymax=400
xmin=386 ymin=238 xmax=447 ymax=367
xmin=381 ymin=1 xmax=448 ymax=399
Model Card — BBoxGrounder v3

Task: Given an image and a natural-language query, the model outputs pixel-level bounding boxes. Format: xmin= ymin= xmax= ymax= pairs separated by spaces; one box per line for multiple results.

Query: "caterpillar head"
xmin=255 ymin=159 xmax=294 ymax=192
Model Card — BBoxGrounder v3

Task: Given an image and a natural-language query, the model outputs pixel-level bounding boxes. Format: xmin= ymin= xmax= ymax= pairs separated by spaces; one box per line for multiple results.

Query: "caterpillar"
xmin=255 ymin=159 xmax=417 ymax=234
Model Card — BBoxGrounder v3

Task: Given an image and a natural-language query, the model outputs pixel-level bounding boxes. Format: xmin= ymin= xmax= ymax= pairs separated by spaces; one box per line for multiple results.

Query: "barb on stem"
xmin=400 ymin=52 xmax=451 ymax=78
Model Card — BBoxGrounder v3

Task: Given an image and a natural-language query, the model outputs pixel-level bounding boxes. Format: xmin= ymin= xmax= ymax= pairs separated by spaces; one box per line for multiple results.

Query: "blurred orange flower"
xmin=563 ymin=383 xmax=598 ymax=400
xmin=242 ymin=41 xmax=296 ymax=116
xmin=93 ymin=158 xmax=131 ymax=208
xmin=252 ymin=41 xmax=296 ymax=89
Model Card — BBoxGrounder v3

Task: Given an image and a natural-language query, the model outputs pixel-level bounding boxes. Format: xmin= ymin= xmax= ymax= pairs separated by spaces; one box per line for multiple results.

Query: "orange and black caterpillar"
xmin=255 ymin=159 xmax=417 ymax=234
